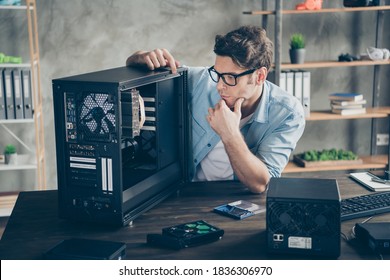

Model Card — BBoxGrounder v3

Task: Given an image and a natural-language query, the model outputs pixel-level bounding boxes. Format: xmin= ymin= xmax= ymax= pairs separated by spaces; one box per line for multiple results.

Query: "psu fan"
xmin=266 ymin=177 xmax=341 ymax=258
xmin=79 ymin=93 xmax=116 ymax=141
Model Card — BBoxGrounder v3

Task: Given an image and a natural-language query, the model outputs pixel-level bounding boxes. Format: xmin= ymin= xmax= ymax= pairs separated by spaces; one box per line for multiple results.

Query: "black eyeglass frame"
xmin=207 ymin=66 xmax=258 ymax=86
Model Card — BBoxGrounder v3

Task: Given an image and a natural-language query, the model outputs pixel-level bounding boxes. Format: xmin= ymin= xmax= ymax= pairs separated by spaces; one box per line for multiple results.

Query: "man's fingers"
xmin=155 ymin=49 xmax=167 ymax=67
xmin=162 ymin=48 xmax=177 ymax=73
xmin=218 ymin=99 xmax=227 ymax=109
xmin=136 ymin=49 xmax=178 ymax=73
xmin=148 ymin=51 xmax=161 ymax=69
xmin=127 ymin=49 xmax=178 ymax=73
xmin=234 ymin=98 xmax=244 ymax=113
xmin=144 ymin=55 xmax=156 ymax=70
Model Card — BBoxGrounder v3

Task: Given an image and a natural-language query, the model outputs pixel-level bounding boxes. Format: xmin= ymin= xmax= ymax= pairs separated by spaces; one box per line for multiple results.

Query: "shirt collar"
xmin=248 ymin=81 xmax=270 ymax=124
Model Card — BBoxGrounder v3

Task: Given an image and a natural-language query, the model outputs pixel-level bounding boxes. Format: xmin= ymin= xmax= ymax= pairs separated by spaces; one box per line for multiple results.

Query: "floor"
xmin=0 ymin=216 xmax=9 ymax=240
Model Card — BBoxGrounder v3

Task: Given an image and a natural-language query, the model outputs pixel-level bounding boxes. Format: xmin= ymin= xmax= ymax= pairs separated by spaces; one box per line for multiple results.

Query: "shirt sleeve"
xmin=261 ymin=112 xmax=305 ymax=177
xmin=240 ymin=80 xmax=306 ymax=178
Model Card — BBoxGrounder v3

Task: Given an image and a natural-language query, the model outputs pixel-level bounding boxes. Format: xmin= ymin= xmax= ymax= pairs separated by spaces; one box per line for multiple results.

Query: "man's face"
xmin=213 ymin=56 xmax=261 ymax=109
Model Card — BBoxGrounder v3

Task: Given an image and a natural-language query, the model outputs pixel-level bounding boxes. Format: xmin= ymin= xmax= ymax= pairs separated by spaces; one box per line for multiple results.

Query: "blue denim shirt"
xmin=186 ymin=66 xmax=305 ymax=180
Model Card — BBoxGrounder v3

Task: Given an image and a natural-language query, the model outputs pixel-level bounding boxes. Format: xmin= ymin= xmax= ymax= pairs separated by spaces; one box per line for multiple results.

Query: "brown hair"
xmin=213 ymin=25 xmax=273 ymax=71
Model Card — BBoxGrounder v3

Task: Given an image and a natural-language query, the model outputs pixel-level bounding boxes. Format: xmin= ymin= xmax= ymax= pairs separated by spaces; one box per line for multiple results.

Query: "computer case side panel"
xmin=120 ymin=70 xmax=189 ymax=224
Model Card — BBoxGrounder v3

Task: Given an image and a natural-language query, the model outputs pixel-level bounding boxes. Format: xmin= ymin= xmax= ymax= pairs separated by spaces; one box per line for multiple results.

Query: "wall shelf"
xmin=0 ymin=164 xmax=36 ymax=171
xmin=284 ymin=154 xmax=387 ymax=173
xmin=0 ymin=5 xmax=29 ymax=10
xmin=244 ymin=5 xmax=390 ymax=15
xmin=0 ymin=63 xmax=33 ymax=68
xmin=280 ymin=59 xmax=390 ymax=70
xmin=0 ymin=119 xmax=34 ymax=124
xmin=307 ymin=108 xmax=390 ymax=121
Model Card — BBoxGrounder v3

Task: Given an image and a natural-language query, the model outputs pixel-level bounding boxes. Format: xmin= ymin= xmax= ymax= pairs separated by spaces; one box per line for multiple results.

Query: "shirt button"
xmin=194 ymin=159 xmax=197 ymax=163
xmin=207 ymin=143 xmax=211 ymax=147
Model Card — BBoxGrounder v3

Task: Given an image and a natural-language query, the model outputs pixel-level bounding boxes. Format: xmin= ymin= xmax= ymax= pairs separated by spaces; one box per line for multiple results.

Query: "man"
xmin=126 ymin=25 xmax=305 ymax=193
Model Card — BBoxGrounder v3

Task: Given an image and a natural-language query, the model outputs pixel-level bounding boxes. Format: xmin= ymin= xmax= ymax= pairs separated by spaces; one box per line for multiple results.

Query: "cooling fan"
xmin=79 ymin=93 xmax=116 ymax=141
xmin=267 ymin=202 xmax=305 ymax=235
xmin=303 ymin=204 xmax=339 ymax=236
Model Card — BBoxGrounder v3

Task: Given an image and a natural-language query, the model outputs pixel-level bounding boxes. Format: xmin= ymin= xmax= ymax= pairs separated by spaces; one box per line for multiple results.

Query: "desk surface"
xmin=0 ymin=174 xmax=389 ymax=260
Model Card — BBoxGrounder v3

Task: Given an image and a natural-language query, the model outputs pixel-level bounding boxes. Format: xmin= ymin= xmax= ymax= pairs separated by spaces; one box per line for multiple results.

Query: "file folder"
xmin=293 ymin=70 xmax=303 ymax=104
xmin=285 ymin=71 xmax=294 ymax=96
xmin=302 ymin=71 xmax=311 ymax=117
xmin=12 ymin=69 xmax=24 ymax=119
xmin=21 ymin=69 xmax=33 ymax=119
xmin=3 ymin=69 xmax=15 ymax=119
xmin=279 ymin=71 xmax=287 ymax=92
xmin=0 ymin=68 xmax=6 ymax=119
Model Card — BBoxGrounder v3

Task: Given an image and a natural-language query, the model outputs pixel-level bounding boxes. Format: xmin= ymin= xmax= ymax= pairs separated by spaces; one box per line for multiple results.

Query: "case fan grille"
xmin=267 ymin=202 xmax=339 ymax=236
xmin=79 ymin=93 xmax=116 ymax=141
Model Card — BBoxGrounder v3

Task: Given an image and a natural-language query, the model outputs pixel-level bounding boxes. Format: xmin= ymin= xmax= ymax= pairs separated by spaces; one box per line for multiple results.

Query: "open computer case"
xmin=52 ymin=66 xmax=190 ymax=226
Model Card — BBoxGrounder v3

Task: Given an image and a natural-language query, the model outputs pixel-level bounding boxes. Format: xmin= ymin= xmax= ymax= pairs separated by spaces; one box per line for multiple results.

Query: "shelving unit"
xmin=244 ymin=1 xmax=390 ymax=173
xmin=279 ymin=59 xmax=390 ymax=70
xmin=0 ymin=0 xmax=46 ymax=215
xmin=244 ymin=5 xmax=390 ymax=15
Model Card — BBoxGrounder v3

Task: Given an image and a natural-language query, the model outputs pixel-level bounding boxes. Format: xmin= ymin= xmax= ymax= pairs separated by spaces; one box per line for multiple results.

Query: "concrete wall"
xmin=1 ymin=0 xmax=389 ymax=190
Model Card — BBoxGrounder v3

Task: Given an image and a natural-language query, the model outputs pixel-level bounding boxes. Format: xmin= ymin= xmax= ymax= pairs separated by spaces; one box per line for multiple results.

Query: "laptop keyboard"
xmin=341 ymin=191 xmax=390 ymax=221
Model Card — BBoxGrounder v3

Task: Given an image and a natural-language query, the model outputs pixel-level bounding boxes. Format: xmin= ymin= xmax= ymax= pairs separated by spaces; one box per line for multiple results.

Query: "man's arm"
xmin=207 ymin=98 xmax=270 ymax=193
xmin=126 ymin=49 xmax=180 ymax=73
xmin=224 ymin=132 xmax=270 ymax=193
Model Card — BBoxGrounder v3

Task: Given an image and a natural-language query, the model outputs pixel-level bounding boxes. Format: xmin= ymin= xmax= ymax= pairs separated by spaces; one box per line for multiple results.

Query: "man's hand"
xmin=207 ymin=98 xmax=244 ymax=141
xmin=126 ymin=49 xmax=180 ymax=73
xmin=207 ymin=97 xmax=269 ymax=193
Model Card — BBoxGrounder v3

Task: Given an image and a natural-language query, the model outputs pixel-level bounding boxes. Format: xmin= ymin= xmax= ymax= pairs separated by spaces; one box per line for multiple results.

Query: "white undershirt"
xmin=194 ymin=113 xmax=253 ymax=181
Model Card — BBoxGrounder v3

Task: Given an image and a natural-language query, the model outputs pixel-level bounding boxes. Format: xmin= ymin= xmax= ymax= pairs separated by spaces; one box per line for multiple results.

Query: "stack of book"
xmin=329 ymin=93 xmax=367 ymax=115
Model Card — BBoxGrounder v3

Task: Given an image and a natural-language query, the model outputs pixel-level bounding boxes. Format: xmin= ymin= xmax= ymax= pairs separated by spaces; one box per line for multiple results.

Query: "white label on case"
xmin=288 ymin=236 xmax=312 ymax=249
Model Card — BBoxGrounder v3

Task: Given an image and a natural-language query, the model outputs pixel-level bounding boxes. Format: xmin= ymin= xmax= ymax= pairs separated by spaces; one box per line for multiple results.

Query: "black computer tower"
xmin=52 ymin=66 xmax=189 ymax=226
xmin=266 ymin=178 xmax=341 ymax=258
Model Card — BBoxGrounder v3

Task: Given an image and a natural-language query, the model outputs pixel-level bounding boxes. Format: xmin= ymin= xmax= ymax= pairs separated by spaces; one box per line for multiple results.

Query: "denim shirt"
xmin=186 ymin=66 xmax=305 ymax=180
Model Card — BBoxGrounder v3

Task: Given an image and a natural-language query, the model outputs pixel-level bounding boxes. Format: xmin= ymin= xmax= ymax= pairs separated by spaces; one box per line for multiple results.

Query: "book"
xmin=350 ymin=172 xmax=390 ymax=192
xmin=332 ymin=107 xmax=366 ymax=115
xmin=331 ymin=104 xmax=365 ymax=110
xmin=328 ymin=93 xmax=363 ymax=101
xmin=331 ymin=99 xmax=367 ymax=106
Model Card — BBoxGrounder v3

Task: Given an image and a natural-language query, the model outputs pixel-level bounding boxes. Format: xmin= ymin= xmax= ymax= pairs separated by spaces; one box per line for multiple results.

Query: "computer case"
xmin=266 ymin=178 xmax=341 ymax=258
xmin=52 ymin=66 xmax=189 ymax=226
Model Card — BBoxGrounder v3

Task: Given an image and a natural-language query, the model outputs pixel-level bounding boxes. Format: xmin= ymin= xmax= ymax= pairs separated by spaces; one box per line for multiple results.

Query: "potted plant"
xmin=289 ymin=33 xmax=306 ymax=64
xmin=4 ymin=144 xmax=17 ymax=165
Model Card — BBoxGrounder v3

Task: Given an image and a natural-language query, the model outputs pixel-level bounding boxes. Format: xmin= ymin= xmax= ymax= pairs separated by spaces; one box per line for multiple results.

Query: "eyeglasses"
xmin=207 ymin=66 xmax=257 ymax=86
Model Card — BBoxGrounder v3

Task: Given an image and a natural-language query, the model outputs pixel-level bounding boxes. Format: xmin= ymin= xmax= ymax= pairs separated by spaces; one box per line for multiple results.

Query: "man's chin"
xmin=222 ymin=99 xmax=235 ymax=109
xmin=227 ymin=102 xmax=237 ymax=110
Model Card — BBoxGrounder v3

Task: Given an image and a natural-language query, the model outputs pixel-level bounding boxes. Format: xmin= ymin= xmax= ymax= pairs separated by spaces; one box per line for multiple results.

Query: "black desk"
xmin=0 ymin=176 xmax=389 ymax=260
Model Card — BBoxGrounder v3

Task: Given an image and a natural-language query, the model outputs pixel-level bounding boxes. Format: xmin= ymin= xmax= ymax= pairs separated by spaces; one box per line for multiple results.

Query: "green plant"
xmin=4 ymin=144 xmax=16 ymax=154
xmin=302 ymin=148 xmax=358 ymax=162
xmin=290 ymin=33 xmax=305 ymax=49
